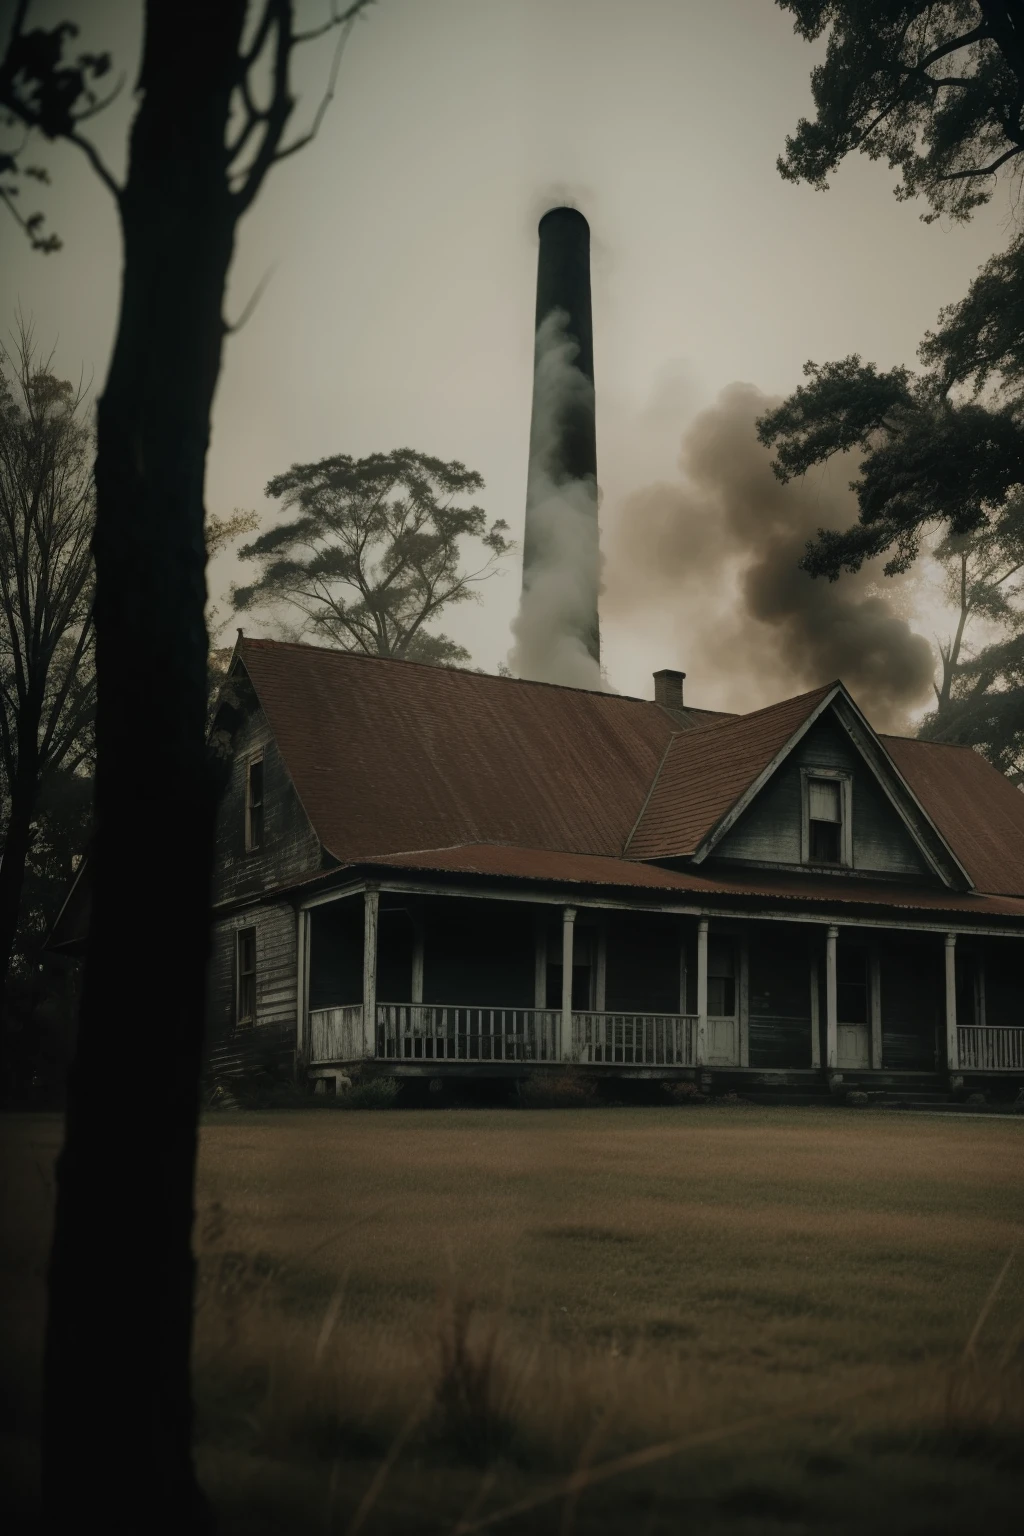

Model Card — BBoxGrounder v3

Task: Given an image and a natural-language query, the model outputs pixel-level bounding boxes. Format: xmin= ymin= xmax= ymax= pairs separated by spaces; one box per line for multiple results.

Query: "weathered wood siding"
xmin=714 ymin=715 xmax=930 ymax=877
xmin=747 ymin=931 xmax=813 ymax=1068
xmin=212 ymin=701 xmax=322 ymax=906
xmin=206 ymin=901 xmax=299 ymax=1082
xmin=878 ymin=937 xmax=942 ymax=1069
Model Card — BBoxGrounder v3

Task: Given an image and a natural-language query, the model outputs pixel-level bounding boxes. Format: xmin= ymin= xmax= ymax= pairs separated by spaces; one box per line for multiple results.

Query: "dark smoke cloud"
xmin=603 ymin=382 xmax=935 ymax=730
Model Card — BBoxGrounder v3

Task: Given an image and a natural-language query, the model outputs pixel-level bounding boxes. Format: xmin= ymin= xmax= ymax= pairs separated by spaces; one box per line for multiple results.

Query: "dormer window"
xmin=802 ymin=770 xmax=852 ymax=868
xmin=246 ymin=754 xmax=264 ymax=851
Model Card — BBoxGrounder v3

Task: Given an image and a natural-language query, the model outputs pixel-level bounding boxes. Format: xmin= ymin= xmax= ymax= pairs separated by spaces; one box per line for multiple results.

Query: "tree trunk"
xmin=42 ymin=3 xmax=246 ymax=1527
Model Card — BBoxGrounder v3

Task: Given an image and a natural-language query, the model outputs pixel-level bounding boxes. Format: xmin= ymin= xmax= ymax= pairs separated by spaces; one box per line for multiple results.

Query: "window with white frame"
xmin=245 ymin=754 xmax=264 ymax=851
xmin=802 ymin=770 xmax=852 ymax=867
xmin=236 ymin=928 xmax=256 ymax=1025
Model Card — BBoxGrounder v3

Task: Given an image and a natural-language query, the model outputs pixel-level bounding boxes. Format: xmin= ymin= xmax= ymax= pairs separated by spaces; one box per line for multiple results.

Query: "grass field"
xmin=2 ymin=1104 xmax=1023 ymax=1533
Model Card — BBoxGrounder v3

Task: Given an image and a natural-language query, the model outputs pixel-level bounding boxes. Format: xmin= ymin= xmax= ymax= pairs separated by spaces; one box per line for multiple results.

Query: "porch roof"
xmin=311 ymin=841 xmax=1024 ymax=925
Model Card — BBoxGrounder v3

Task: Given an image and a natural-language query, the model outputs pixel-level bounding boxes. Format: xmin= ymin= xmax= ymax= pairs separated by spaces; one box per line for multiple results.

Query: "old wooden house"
xmin=207 ymin=636 xmax=1024 ymax=1100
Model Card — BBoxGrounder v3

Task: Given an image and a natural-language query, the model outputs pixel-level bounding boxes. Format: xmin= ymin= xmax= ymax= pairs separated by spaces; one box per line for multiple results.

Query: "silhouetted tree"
xmin=0 ymin=329 xmax=94 ymax=1004
xmin=766 ymin=2 xmax=1024 ymax=576
xmin=776 ymin=2 xmax=1024 ymax=224
xmin=763 ymin=3 xmax=1024 ymax=765
xmin=755 ymin=355 xmax=1024 ymax=578
xmin=233 ymin=448 xmax=512 ymax=665
xmin=0 ymin=1 xmax=375 ymax=1528
xmin=917 ymin=506 xmax=1024 ymax=778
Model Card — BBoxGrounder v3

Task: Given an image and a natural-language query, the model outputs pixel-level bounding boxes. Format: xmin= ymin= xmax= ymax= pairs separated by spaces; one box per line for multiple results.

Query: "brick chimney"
xmin=653 ymin=669 xmax=685 ymax=709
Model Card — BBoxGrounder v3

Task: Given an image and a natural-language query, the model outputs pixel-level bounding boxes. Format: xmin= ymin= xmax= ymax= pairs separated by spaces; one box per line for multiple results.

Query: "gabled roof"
xmin=624 ymin=684 xmax=834 ymax=860
xmin=234 ymin=639 xmax=723 ymax=866
xmin=232 ymin=638 xmax=1024 ymax=903
xmin=881 ymin=735 xmax=1024 ymax=899
xmin=626 ymin=682 xmax=972 ymax=888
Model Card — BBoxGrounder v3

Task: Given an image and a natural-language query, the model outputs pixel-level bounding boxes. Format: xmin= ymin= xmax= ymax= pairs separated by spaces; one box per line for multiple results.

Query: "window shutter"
xmin=808 ymin=779 xmax=841 ymax=823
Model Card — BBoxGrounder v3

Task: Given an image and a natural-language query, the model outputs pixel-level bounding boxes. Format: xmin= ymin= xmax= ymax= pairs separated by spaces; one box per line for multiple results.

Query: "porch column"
xmin=825 ymin=925 xmax=839 ymax=1070
xmin=595 ymin=919 xmax=607 ymax=1012
xmin=411 ymin=916 xmax=425 ymax=1004
xmin=534 ymin=915 xmax=547 ymax=1009
xmin=362 ymin=886 xmax=379 ymax=1057
xmin=945 ymin=932 xmax=958 ymax=1072
xmin=296 ymin=907 xmax=311 ymax=1071
xmin=696 ymin=918 xmax=709 ymax=1066
xmin=561 ymin=906 xmax=576 ymax=1061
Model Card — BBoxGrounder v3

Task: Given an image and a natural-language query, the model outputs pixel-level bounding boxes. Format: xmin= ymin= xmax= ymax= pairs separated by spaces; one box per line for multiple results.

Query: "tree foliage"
xmin=918 ymin=506 xmax=1024 ymax=777
xmin=770 ymin=3 xmax=1024 ymax=764
xmin=233 ymin=448 xmax=512 ymax=665
xmin=0 ymin=328 xmax=94 ymax=991
xmin=777 ymin=2 xmax=1024 ymax=223
xmin=756 ymin=355 xmax=1024 ymax=577
xmin=0 ymin=10 xmax=115 ymax=251
xmin=763 ymin=5 xmax=1024 ymax=583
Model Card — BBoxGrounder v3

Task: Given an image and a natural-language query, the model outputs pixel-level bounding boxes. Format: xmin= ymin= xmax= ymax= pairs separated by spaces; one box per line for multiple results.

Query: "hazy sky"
xmin=3 ymin=0 xmax=1014 ymax=722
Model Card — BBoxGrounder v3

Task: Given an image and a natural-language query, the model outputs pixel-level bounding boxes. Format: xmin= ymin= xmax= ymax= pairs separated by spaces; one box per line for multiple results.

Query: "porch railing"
xmin=309 ymin=1004 xmax=364 ymax=1064
xmin=376 ymin=1003 xmax=560 ymax=1062
xmin=957 ymin=1025 xmax=1024 ymax=1072
xmin=310 ymin=1003 xmax=702 ymax=1065
xmin=574 ymin=1011 xmax=696 ymax=1066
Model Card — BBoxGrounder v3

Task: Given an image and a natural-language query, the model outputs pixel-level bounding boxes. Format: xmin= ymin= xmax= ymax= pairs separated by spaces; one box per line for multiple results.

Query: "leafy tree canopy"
xmin=756 ymin=355 xmax=1024 ymax=577
xmin=764 ymin=6 xmax=1024 ymax=581
xmin=233 ymin=447 xmax=512 ymax=666
xmin=777 ymin=2 xmax=1024 ymax=223
xmin=918 ymin=504 xmax=1024 ymax=778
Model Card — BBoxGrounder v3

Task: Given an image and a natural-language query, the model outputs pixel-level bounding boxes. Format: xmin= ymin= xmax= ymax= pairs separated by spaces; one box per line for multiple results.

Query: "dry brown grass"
xmin=2 ymin=1105 xmax=1023 ymax=1533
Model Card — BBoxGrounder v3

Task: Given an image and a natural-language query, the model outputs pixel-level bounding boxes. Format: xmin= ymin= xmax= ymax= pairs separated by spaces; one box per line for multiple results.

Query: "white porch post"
xmin=696 ymin=918 xmax=709 ymax=1066
xmin=945 ymin=932 xmax=958 ymax=1072
xmin=809 ymin=955 xmax=821 ymax=1070
xmin=362 ymin=886 xmax=379 ymax=1057
xmin=595 ymin=920 xmax=607 ymax=1013
xmin=534 ymin=915 xmax=547 ymax=1010
xmin=411 ymin=915 xmax=425 ymax=1004
xmin=296 ymin=907 xmax=311 ymax=1071
xmin=869 ymin=947 xmax=882 ymax=1069
xmin=561 ymin=906 xmax=576 ymax=1062
xmin=825 ymin=925 xmax=839 ymax=1070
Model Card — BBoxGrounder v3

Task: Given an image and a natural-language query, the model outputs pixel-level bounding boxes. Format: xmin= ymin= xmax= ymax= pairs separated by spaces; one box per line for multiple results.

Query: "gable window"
xmin=707 ymin=939 xmax=736 ymax=1017
xmin=809 ymin=779 xmax=841 ymax=863
xmin=246 ymin=755 xmax=264 ymax=851
xmin=802 ymin=770 xmax=852 ymax=868
xmin=236 ymin=928 xmax=256 ymax=1024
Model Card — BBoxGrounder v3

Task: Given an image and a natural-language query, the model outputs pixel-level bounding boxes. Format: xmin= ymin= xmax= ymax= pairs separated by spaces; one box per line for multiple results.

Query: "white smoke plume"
xmin=509 ymin=310 xmax=604 ymax=690
xmin=603 ymin=382 xmax=935 ymax=731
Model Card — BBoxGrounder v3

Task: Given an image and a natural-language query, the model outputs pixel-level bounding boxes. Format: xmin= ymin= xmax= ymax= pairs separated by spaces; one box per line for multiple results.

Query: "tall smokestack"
xmin=519 ymin=206 xmax=601 ymax=673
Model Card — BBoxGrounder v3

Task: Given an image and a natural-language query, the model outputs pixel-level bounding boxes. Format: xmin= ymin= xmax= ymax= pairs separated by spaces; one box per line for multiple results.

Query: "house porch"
xmin=297 ymin=885 xmax=1024 ymax=1094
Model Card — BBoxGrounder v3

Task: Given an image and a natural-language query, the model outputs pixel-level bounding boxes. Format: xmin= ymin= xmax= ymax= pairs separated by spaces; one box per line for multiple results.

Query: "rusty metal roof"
xmin=310 ymin=841 xmax=1024 ymax=922
xmin=237 ymin=639 xmax=723 ymax=866
xmin=881 ymin=734 xmax=1024 ymax=899
xmin=625 ymin=684 xmax=835 ymax=859
xmin=236 ymin=639 xmax=1024 ymax=904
